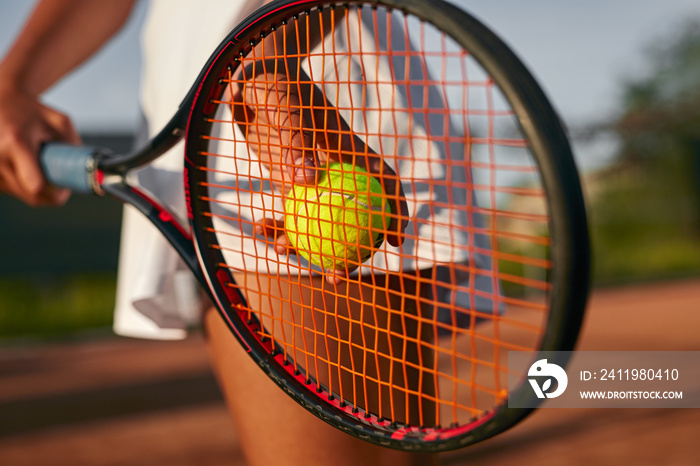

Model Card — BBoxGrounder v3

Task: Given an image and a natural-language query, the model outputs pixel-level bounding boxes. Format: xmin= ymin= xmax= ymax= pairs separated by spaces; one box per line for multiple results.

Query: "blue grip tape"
xmin=40 ymin=143 xmax=97 ymax=193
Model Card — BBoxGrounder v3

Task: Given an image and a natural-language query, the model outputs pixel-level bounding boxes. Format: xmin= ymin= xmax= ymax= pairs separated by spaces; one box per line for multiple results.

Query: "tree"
xmin=589 ymin=19 xmax=700 ymax=283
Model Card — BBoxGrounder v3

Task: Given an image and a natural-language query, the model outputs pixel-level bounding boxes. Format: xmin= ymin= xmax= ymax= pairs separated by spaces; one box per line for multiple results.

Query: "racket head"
xmin=183 ymin=0 xmax=589 ymax=451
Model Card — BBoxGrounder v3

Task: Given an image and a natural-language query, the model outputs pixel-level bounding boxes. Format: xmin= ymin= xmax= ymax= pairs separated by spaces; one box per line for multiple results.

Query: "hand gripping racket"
xmin=40 ymin=0 xmax=590 ymax=452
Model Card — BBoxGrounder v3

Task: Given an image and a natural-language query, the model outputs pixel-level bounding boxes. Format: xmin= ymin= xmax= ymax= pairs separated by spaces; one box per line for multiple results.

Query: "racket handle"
xmin=40 ymin=143 xmax=102 ymax=194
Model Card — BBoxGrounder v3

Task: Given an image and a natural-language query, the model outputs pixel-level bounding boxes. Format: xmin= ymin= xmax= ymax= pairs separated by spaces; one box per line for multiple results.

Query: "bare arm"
xmin=0 ymin=0 xmax=137 ymax=95
xmin=0 ymin=0 xmax=137 ymax=206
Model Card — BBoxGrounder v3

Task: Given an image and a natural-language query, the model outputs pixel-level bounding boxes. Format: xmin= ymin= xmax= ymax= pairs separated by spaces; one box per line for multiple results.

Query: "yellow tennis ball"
xmin=284 ymin=162 xmax=391 ymax=271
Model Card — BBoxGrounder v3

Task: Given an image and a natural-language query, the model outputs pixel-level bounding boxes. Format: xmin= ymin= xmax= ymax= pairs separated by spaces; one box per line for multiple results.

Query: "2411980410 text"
xmin=580 ymin=369 xmax=680 ymax=381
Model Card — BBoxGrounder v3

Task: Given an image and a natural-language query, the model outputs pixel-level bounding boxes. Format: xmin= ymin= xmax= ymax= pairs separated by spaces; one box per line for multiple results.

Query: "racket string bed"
xmin=194 ymin=4 xmax=551 ymax=432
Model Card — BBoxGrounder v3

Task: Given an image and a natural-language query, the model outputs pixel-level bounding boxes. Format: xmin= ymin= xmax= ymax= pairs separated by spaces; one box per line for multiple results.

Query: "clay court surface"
xmin=1 ymin=278 xmax=698 ymax=465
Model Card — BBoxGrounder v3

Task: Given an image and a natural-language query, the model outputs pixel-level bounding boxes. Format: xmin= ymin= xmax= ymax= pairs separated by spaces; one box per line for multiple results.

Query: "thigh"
xmin=203 ymin=270 xmax=439 ymax=466
xmin=234 ymin=269 xmax=437 ymax=425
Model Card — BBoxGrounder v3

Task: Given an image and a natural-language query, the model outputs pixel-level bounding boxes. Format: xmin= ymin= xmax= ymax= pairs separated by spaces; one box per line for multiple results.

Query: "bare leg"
xmin=203 ymin=270 xmax=439 ymax=466
xmin=204 ymin=308 xmax=437 ymax=466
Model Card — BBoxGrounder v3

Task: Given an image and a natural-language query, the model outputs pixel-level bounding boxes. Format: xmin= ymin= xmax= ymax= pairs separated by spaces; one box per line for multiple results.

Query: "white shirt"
xmin=113 ymin=0 xmax=265 ymax=339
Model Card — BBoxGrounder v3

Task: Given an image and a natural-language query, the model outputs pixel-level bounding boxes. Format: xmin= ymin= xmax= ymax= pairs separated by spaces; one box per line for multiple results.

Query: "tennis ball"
xmin=284 ymin=162 xmax=391 ymax=271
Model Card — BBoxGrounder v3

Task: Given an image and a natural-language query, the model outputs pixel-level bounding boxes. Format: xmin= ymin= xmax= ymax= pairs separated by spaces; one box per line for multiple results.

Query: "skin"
xmin=0 ymin=0 xmax=136 ymax=206
xmin=0 ymin=1 xmax=437 ymax=465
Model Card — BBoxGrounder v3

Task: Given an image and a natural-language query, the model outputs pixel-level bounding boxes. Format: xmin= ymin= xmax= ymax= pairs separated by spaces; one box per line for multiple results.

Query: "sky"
xmin=1 ymin=0 xmax=700 ymax=169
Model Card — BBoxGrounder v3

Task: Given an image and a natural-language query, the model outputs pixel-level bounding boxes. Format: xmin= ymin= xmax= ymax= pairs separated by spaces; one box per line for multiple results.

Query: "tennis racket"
xmin=40 ymin=0 xmax=589 ymax=452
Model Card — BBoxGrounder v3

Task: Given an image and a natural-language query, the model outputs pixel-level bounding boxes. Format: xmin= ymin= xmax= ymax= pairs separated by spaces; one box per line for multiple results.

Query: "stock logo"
xmin=528 ymin=359 xmax=568 ymax=399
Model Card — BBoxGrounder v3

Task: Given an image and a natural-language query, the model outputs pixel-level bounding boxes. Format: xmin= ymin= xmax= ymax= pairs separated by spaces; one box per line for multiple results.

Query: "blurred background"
xmin=1 ymin=1 xmax=699 ymax=465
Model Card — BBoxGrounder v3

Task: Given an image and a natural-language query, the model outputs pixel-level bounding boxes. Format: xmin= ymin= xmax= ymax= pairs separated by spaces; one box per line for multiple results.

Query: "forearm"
xmin=0 ymin=0 xmax=137 ymax=95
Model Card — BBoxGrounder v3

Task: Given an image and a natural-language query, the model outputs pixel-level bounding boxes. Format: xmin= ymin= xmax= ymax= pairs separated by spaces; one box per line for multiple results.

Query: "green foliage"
xmin=0 ymin=274 xmax=116 ymax=340
xmin=590 ymin=19 xmax=700 ymax=284
xmin=589 ymin=166 xmax=700 ymax=284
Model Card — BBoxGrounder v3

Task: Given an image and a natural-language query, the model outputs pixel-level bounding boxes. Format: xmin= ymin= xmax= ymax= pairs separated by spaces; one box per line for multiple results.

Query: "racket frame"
xmin=41 ymin=0 xmax=589 ymax=451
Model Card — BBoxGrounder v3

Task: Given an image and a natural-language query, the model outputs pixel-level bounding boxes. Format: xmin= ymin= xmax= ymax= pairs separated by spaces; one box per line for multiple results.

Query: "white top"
xmin=113 ymin=0 xmax=265 ymax=339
